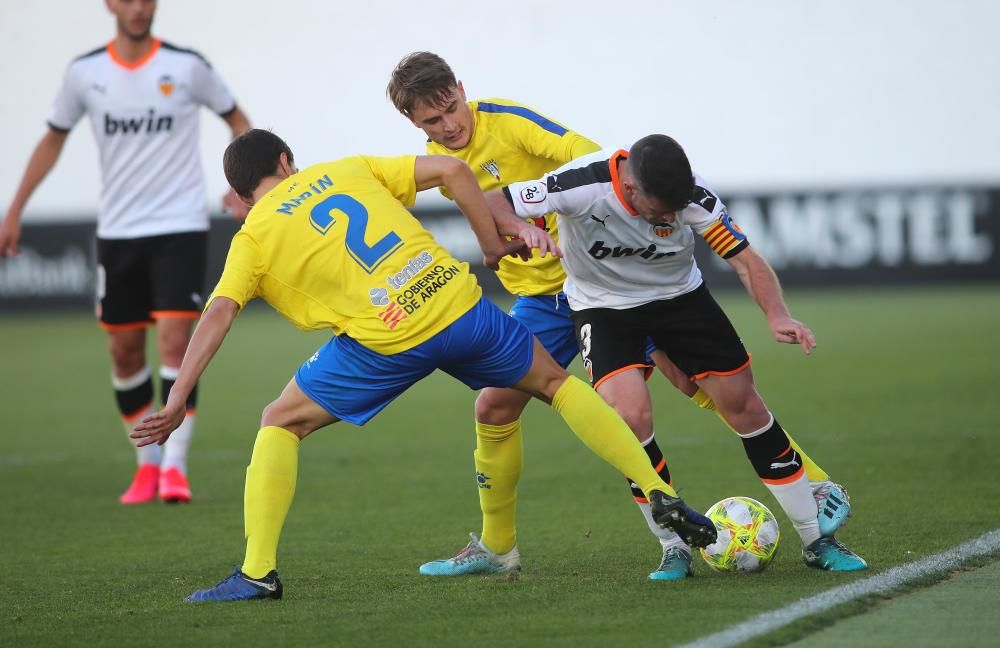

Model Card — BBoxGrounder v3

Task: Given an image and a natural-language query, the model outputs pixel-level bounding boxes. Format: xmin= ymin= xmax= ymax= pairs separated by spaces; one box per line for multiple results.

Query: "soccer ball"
xmin=699 ymin=496 xmax=780 ymax=573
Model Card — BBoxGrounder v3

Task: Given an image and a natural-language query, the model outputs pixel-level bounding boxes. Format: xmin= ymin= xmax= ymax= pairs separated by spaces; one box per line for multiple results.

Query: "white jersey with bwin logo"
xmin=504 ymin=148 xmax=749 ymax=311
xmin=47 ymin=39 xmax=237 ymax=239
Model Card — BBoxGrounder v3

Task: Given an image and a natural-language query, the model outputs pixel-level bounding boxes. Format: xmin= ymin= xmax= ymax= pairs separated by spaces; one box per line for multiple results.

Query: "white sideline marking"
xmin=679 ymin=528 xmax=1000 ymax=648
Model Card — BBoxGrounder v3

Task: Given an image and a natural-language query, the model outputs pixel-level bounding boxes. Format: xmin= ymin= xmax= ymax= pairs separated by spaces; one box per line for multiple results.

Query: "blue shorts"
xmin=509 ymin=292 xmax=658 ymax=370
xmin=295 ymin=297 xmax=534 ymax=425
xmin=509 ymin=293 xmax=578 ymax=368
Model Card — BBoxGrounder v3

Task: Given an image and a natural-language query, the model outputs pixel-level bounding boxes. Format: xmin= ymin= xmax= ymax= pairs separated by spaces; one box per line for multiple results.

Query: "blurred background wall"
xmin=2 ymin=0 xmax=999 ymax=307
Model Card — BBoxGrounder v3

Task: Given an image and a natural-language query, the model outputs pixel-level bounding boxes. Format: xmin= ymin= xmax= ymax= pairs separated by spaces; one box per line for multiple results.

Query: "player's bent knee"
xmin=619 ymin=407 xmax=652 ymax=438
xmin=108 ymin=341 xmax=146 ymax=376
xmin=259 ymin=400 xmax=308 ymax=437
xmin=474 ymin=388 xmax=530 ymax=425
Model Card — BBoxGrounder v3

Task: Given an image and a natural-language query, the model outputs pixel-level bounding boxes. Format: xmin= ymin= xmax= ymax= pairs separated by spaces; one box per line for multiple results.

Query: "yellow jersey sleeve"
xmin=360 ymin=155 xmax=418 ymax=208
xmin=206 ymin=229 xmax=265 ymax=310
xmin=485 ymin=103 xmax=600 ymax=164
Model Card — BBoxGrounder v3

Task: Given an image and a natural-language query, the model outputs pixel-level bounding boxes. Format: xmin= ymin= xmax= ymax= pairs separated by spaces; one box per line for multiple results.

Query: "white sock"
xmin=740 ymin=415 xmax=821 ymax=547
xmin=638 ymin=501 xmax=688 ymax=549
xmin=161 ymin=412 xmax=194 ymax=475
xmin=124 ymin=404 xmax=162 ymax=466
xmin=762 ymin=474 xmax=821 ymax=546
xmin=635 ymin=435 xmax=688 ymax=550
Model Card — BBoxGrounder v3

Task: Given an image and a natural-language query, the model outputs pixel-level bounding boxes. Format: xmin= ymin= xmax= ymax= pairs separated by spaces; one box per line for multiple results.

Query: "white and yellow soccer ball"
xmin=699 ymin=496 xmax=780 ymax=573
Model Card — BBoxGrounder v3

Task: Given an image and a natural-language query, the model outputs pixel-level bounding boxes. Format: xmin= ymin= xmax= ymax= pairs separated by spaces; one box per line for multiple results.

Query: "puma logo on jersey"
xmin=104 ymin=110 xmax=173 ymax=135
xmin=590 ymin=214 xmax=610 ymax=227
xmin=692 ymin=185 xmax=719 ymax=212
xmin=770 ymin=451 xmax=800 ymax=470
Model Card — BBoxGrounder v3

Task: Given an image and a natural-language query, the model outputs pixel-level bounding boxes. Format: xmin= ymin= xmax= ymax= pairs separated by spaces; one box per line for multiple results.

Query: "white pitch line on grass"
xmin=679 ymin=528 xmax=1000 ymax=648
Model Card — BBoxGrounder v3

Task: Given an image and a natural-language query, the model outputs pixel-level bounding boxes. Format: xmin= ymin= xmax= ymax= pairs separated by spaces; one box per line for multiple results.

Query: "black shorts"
xmin=96 ymin=231 xmax=207 ymax=329
xmin=571 ymin=283 xmax=750 ymax=387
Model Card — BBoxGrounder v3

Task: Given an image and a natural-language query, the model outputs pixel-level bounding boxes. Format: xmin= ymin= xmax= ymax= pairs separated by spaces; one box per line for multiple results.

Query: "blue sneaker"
xmin=649 ymin=490 xmax=718 ymax=549
xmin=803 ymin=536 xmax=868 ymax=572
xmin=419 ymin=533 xmax=520 ymax=576
xmin=813 ymin=482 xmax=852 ymax=537
xmin=648 ymin=546 xmax=693 ymax=581
xmin=186 ymin=568 xmax=283 ymax=602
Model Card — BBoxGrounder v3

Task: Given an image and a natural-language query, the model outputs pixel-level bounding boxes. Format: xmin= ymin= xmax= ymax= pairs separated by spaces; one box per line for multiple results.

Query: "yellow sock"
xmin=690 ymin=387 xmax=717 ymax=411
xmin=788 ymin=434 xmax=829 ymax=482
xmin=475 ymin=420 xmax=522 ymax=554
xmin=550 ymin=376 xmax=676 ymax=499
xmin=242 ymin=426 xmax=300 ymax=578
xmin=696 ymin=391 xmax=831 ymax=483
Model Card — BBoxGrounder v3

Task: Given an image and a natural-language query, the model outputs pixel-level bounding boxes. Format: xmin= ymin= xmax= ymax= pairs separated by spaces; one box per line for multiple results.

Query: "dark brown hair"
xmin=223 ymin=129 xmax=294 ymax=199
xmin=629 ymin=134 xmax=695 ymax=212
xmin=387 ymin=51 xmax=458 ymax=117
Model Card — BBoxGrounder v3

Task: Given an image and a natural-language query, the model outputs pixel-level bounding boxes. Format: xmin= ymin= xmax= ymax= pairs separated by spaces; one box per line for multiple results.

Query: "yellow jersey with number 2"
xmin=208 ymin=155 xmax=481 ymax=355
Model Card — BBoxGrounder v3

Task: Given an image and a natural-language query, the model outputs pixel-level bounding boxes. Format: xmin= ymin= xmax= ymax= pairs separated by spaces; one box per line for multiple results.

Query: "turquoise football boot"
xmin=803 ymin=536 xmax=868 ymax=572
xmin=648 ymin=546 xmax=693 ymax=581
xmin=813 ymin=481 xmax=852 ymax=537
xmin=419 ymin=533 xmax=521 ymax=576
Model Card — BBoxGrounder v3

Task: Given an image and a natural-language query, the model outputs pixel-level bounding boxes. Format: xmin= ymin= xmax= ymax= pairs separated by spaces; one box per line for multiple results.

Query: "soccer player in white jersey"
xmin=0 ymin=0 xmax=250 ymax=504
xmin=388 ymin=53 xmax=852 ymax=580
xmin=491 ymin=134 xmax=868 ymax=572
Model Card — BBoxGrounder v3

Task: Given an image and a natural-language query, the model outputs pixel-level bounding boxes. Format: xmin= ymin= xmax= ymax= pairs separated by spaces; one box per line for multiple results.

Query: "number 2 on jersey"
xmin=309 ymin=194 xmax=403 ymax=274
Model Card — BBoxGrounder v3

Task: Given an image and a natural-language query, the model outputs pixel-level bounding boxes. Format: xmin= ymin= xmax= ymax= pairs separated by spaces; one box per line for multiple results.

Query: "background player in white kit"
xmin=491 ymin=134 xmax=868 ymax=573
xmin=0 ymin=0 xmax=250 ymax=504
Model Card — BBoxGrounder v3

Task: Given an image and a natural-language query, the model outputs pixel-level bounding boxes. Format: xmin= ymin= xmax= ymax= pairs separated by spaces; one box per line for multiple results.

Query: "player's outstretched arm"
xmin=131 ymin=297 xmax=240 ymax=446
xmin=413 ymin=155 xmax=545 ymax=268
xmin=1 ymin=129 xmax=69 ymax=256
xmin=727 ymin=246 xmax=816 ymax=354
xmin=484 ymin=189 xmax=562 ymax=259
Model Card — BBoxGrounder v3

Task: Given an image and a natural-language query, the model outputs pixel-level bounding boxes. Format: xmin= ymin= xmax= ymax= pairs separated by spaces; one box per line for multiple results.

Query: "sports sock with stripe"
xmin=550 ymin=376 xmax=677 ymax=499
xmin=630 ymin=435 xmax=685 ymax=548
xmin=160 ymin=365 xmax=196 ymax=475
xmin=113 ymin=366 xmax=160 ymax=466
xmin=739 ymin=414 xmax=820 ymax=546
xmin=693 ymin=388 xmax=831 ymax=482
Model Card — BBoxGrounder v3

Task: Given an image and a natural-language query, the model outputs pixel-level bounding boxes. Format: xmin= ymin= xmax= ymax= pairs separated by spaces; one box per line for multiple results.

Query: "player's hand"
xmin=769 ymin=315 xmax=817 ymax=354
xmin=510 ymin=221 xmax=562 ymax=260
xmin=483 ymin=238 xmax=533 ymax=270
xmin=131 ymin=401 xmax=186 ymax=446
xmin=222 ymin=188 xmax=250 ymax=221
xmin=0 ymin=211 xmax=23 ymax=257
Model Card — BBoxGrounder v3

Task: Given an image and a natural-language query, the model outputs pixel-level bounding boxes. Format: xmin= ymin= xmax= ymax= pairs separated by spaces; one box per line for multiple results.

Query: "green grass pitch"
xmin=2 ymin=284 xmax=999 ymax=646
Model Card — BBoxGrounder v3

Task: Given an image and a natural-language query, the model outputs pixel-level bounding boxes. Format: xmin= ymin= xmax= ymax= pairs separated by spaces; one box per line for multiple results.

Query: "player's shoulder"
xmin=158 ymin=40 xmax=214 ymax=67
xmin=689 ymin=172 xmax=725 ymax=215
xmin=306 ymin=156 xmax=405 ymax=184
xmin=473 ymin=97 xmax=569 ymax=136
xmin=547 ymin=149 xmax=616 ymax=188
xmin=69 ymin=43 xmax=108 ymax=64
xmin=64 ymin=43 xmax=108 ymax=75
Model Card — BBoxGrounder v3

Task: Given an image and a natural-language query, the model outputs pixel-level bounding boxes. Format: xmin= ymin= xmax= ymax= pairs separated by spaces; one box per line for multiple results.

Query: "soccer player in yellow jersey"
xmin=130 ymin=129 xmax=716 ymax=601
xmin=387 ymin=52 xmax=853 ymax=580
